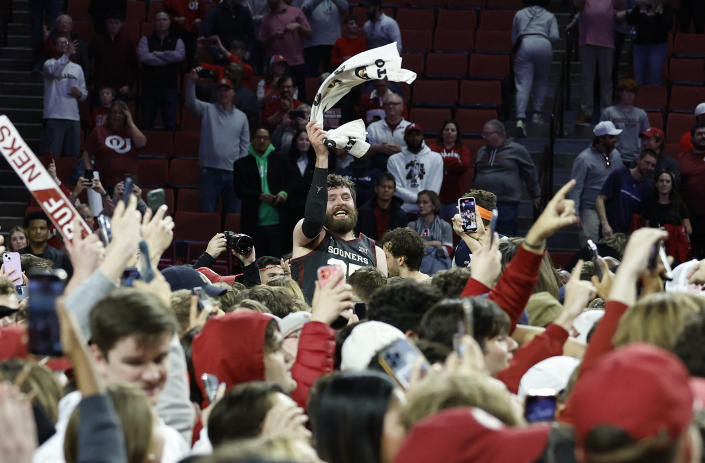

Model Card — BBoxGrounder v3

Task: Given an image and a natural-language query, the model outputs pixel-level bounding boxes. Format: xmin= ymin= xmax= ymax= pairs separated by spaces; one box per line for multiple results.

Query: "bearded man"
xmin=289 ymin=122 xmax=388 ymax=303
xmin=674 ymin=123 xmax=705 ymax=258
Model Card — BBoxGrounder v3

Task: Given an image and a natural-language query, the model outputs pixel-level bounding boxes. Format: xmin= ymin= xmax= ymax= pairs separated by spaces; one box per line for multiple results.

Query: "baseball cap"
xmin=161 ymin=265 xmax=227 ymax=297
xmin=393 ymin=407 xmax=551 ymax=463
xmin=270 ymin=55 xmax=287 ymax=65
xmin=217 ymin=78 xmax=234 ymax=89
xmin=341 ymin=321 xmax=405 ymax=371
xmin=197 ymin=267 xmax=236 ymax=286
xmin=568 ymin=343 xmax=694 ymax=448
xmin=404 ymin=123 xmax=424 ymax=136
xmin=639 ymin=127 xmax=664 ymax=139
xmin=593 ymin=121 xmax=623 ymax=136
xmin=694 ymin=102 xmax=705 ymax=117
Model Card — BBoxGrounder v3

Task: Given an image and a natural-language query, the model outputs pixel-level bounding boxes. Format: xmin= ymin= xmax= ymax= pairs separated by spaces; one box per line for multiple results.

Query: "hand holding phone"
xmin=586 ymin=239 xmax=604 ymax=281
xmin=524 ymin=389 xmax=558 ymax=423
xmin=2 ymin=252 xmax=23 ymax=286
xmin=27 ymin=269 xmax=67 ymax=356
xmin=146 ymin=189 xmax=166 ymax=213
xmin=193 ymin=287 xmax=213 ymax=313
xmin=138 ymin=240 xmax=154 ymax=283
xmin=378 ymin=338 xmax=429 ymax=389
xmin=317 ymin=265 xmax=345 ymax=288
xmin=122 ymin=175 xmax=134 ymax=205
xmin=489 ymin=208 xmax=498 ymax=246
xmin=458 ymin=196 xmax=477 ymax=233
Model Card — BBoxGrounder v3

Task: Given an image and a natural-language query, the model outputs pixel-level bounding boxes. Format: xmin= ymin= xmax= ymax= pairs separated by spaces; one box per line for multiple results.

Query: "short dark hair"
xmin=367 ymin=280 xmax=443 ymax=333
xmin=20 ymin=254 xmax=53 ymax=273
xmin=435 ymin=120 xmax=462 ymax=148
xmin=380 ymin=227 xmax=424 ymax=271
xmin=105 ymin=9 xmax=125 ymax=21
xmin=691 ymin=123 xmax=705 ymax=138
xmin=348 ymin=267 xmax=387 ymax=303
xmin=583 ymin=426 xmax=678 ymax=463
xmin=90 ymin=288 xmax=178 ymax=357
xmin=343 ymin=14 xmax=357 ymax=24
xmin=673 ymin=310 xmax=705 ymax=378
xmin=429 ymin=267 xmax=472 ymax=298
xmin=376 ymin=172 xmax=396 ymax=188
xmin=207 ymin=381 xmax=284 ymax=448
xmin=24 ymin=211 xmax=49 ymax=229
xmin=639 ymin=149 xmax=658 ymax=161
xmin=153 ymin=9 xmax=170 ymax=20
xmin=328 ymin=173 xmax=357 ymax=205
xmin=417 ymin=190 xmax=441 ymax=215
xmin=276 ymin=74 xmax=294 ymax=88
xmin=229 ymin=39 xmax=246 ymax=51
xmin=616 ymin=78 xmax=639 ymax=94
xmin=255 ymin=256 xmax=280 ymax=270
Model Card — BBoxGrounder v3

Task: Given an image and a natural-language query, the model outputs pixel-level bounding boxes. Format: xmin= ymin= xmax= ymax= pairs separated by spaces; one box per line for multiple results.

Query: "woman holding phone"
xmin=408 ymin=190 xmax=453 ymax=275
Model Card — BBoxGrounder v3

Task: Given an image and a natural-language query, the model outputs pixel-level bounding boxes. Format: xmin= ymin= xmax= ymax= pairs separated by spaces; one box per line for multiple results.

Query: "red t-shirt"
xmin=89 ymin=107 xmax=109 ymax=129
xmin=330 ymin=35 xmax=367 ymax=68
xmin=262 ymin=93 xmax=304 ymax=129
xmin=373 ymin=202 xmax=391 ymax=241
xmin=86 ymin=126 xmax=138 ymax=188
xmin=163 ymin=0 xmax=205 ymax=33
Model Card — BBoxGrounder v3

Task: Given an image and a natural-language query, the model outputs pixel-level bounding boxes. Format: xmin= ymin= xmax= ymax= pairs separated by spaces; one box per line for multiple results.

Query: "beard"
xmin=324 ymin=206 xmax=359 ymax=235
xmin=693 ymin=139 xmax=705 ymax=151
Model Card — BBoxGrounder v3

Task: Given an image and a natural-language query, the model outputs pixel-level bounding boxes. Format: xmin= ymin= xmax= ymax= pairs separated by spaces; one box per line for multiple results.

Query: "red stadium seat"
xmin=174 ymin=211 xmax=220 ymax=242
xmin=396 ymin=8 xmax=434 ymax=30
xmin=176 ymin=188 xmax=202 ymax=212
xmin=225 ymin=213 xmax=242 ymax=233
xmin=425 ymin=52 xmax=468 ymax=79
xmin=126 ymin=1 xmax=146 ymax=23
xmin=447 ymin=0 xmax=484 ymax=6
xmin=67 ymin=0 xmax=91 ymax=21
xmin=401 ymin=53 xmax=425 ymax=76
xmin=168 ymin=159 xmax=201 ymax=188
xmin=468 ymin=53 xmax=510 ymax=79
xmin=139 ymin=130 xmax=174 ymax=158
xmin=411 ymin=79 xmax=459 ymax=107
xmin=120 ymin=21 xmax=141 ymax=44
xmin=408 ymin=107 xmax=451 ymax=134
xmin=673 ymin=34 xmax=705 ymax=58
xmin=479 ymin=10 xmax=515 ymax=31
xmin=665 ymin=113 xmax=694 ymax=143
xmin=141 ymin=21 xmax=154 ymax=37
xmin=180 ymin=107 xmax=201 ymax=131
xmin=401 ymin=29 xmax=433 ymax=52
xmin=647 ymin=112 xmax=664 ymax=130
xmin=146 ymin=1 xmax=164 ymax=21
xmin=137 ymin=159 xmax=169 ymax=188
xmin=668 ymin=58 xmax=705 ymax=85
xmin=669 ymin=86 xmax=705 ymax=113
xmin=433 ymin=30 xmax=474 ymax=52
xmin=474 ymin=30 xmax=512 ymax=54
xmin=459 ymin=80 xmax=502 ymax=108
xmin=172 ymin=131 xmax=200 ymax=159
xmin=634 ymin=85 xmax=667 ymax=112
xmin=663 ymin=143 xmax=680 ymax=158
xmin=72 ymin=20 xmax=95 ymax=45
xmin=455 ymin=109 xmax=498 ymax=137
xmin=487 ymin=0 xmax=523 ymax=8
xmin=437 ymin=9 xmax=477 ymax=30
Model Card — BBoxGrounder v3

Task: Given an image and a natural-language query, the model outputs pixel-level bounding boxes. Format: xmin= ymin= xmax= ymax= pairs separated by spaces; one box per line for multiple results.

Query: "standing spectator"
xmin=82 ymin=101 xmax=147 ymax=188
xmin=366 ymin=92 xmax=410 ymax=170
xmin=408 ymin=190 xmax=453 ymax=275
xmin=363 ymin=0 xmax=401 ymax=53
xmin=186 ymin=70 xmax=250 ymax=213
xmin=644 ymin=170 xmax=692 ymax=263
xmin=611 ymin=0 xmax=635 ymax=92
xmin=429 ymin=120 xmax=472 ymax=219
xmin=29 ymin=0 xmax=61 ymax=52
xmin=18 ymin=211 xmax=72 ymax=276
xmin=282 ymin=129 xmax=318 ymax=251
xmin=137 ymin=10 xmax=185 ymax=132
xmin=200 ymin=0 xmax=256 ymax=58
xmin=259 ymin=0 xmax=312 ymax=96
xmin=357 ymin=173 xmax=408 ymax=241
xmin=512 ymin=0 xmax=559 ymax=137
xmin=600 ymin=79 xmax=650 ymax=166
xmin=42 ymin=36 xmax=87 ymax=159
xmin=300 ymin=0 xmax=349 ymax=77
xmin=163 ymin=0 xmax=206 ymax=68
xmin=36 ymin=14 xmax=90 ymax=79
xmin=568 ymin=121 xmax=624 ymax=244
xmin=234 ymin=128 xmax=288 ymax=257
xmin=272 ymin=103 xmax=309 ymax=155
xmin=595 ymin=149 xmax=657 ymax=236
xmin=674 ymin=123 xmax=705 ymax=258
xmin=387 ymin=123 xmax=444 ymax=218
xmin=89 ymin=10 xmax=138 ymax=101
xmin=262 ymin=75 xmax=304 ymax=131
xmin=88 ymin=86 xmax=115 ymax=129
xmin=7 ymin=227 xmax=27 ymax=252
xmin=473 ymin=120 xmax=540 ymax=236
xmin=338 ymin=155 xmax=384 ymax=207
xmin=574 ymin=0 xmax=625 ymax=125
xmin=623 ymin=0 xmax=672 ymax=85
xmin=330 ymin=15 xmax=367 ymax=69
xmin=257 ymin=55 xmax=294 ymax=103
xmin=358 ymin=79 xmax=407 ymax=125
xmin=680 ymin=103 xmax=705 ymax=153
xmin=89 ymin=0 xmax=126 ymax=35
xmin=639 ymin=127 xmax=680 ymax=184
xmin=203 ymin=37 xmax=255 ymax=89
xmin=679 ymin=0 xmax=705 ymax=33
xmin=227 ymin=62 xmax=260 ymax=135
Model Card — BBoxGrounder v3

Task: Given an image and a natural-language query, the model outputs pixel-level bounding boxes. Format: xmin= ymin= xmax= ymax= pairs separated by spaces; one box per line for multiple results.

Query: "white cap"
xmin=695 ymin=103 xmax=705 ymax=117
xmin=518 ymin=355 xmax=581 ymax=401
xmin=572 ymin=310 xmax=605 ymax=344
xmin=593 ymin=121 xmax=623 ymax=136
xmin=341 ymin=321 xmax=405 ymax=371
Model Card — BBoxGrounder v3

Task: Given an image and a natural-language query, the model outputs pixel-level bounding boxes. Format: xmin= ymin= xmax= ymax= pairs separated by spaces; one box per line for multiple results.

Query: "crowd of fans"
xmin=1 ymin=0 xmax=705 ymax=461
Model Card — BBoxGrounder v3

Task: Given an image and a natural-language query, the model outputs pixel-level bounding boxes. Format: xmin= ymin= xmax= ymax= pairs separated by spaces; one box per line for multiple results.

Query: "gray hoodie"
xmin=512 ymin=6 xmax=559 ymax=44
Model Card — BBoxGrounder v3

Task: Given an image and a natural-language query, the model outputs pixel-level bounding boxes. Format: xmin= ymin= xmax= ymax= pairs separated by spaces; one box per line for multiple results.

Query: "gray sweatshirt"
xmin=299 ymin=0 xmax=349 ymax=47
xmin=568 ymin=145 xmax=624 ymax=215
xmin=600 ymin=105 xmax=649 ymax=165
xmin=474 ymin=141 xmax=541 ymax=204
xmin=185 ymin=80 xmax=250 ymax=171
xmin=512 ymin=6 xmax=560 ymax=44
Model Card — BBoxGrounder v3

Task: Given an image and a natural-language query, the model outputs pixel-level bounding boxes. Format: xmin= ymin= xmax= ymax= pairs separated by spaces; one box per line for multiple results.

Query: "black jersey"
xmin=290 ymin=231 xmax=378 ymax=303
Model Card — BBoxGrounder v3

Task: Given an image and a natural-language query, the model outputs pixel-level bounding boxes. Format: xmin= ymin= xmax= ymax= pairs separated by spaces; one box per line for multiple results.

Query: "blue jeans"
xmin=199 ymin=167 xmax=241 ymax=213
xmin=496 ymin=201 xmax=519 ymax=237
xmin=633 ymin=42 xmax=668 ymax=86
xmin=140 ymin=87 xmax=179 ymax=132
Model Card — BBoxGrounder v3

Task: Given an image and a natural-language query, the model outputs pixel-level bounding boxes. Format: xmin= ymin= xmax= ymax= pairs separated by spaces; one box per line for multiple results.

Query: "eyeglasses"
xmin=384 ymin=102 xmax=402 ymax=106
xmin=603 ymin=155 xmax=611 ymax=168
xmin=481 ymin=131 xmax=498 ymax=138
xmin=254 ymin=135 xmax=270 ymax=140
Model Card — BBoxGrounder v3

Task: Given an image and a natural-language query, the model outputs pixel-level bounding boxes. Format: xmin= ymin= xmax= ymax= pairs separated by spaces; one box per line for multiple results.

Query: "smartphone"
xmin=524 ymin=389 xmax=558 ymax=423
xmin=97 ymin=214 xmax=112 ymax=244
xmin=147 ymin=188 xmax=166 ymax=213
xmin=27 ymin=269 xmax=67 ymax=357
xmin=121 ymin=267 xmax=141 ymax=287
xmin=458 ymin=196 xmax=477 ymax=233
xmin=201 ymin=373 xmax=220 ymax=403
xmin=317 ymin=265 xmax=344 ymax=288
xmin=648 ymin=240 xmax=673 ymax=281
xmin=489 ymin=208 xmax=498 ymax=246
xmin=138 ymin=240 xmax=154 ymax=283
xmin=378 ymin=338 xmax=430 ymax=389
xmin=193 ymin=287 xmax=212 ymax=313
xmin=353 ymin=301 xmax=367 ymax=319
xmin=586 ymin=239 xmax=604 ymax=280
xmin=122 ymin=175 xmax=134 ymax=205
xmin=2 ymin=252 xmax=23 ymax=286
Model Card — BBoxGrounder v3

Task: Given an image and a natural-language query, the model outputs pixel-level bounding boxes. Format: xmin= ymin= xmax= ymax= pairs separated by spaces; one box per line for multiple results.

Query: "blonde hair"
xmin=0 ymin=359 xmax=62 ymax=423
xmin=206 ymin=435 xmax=317 ymax=462
xmin=401 ymin=373 xmax=523 ymax=430
xmin=613 ymin=293 xmax=705 ymax=350
xmin=266 ymin=276 xmax=307 ymax=303
xmin=64 ymin=384 xmax=153 ymax=463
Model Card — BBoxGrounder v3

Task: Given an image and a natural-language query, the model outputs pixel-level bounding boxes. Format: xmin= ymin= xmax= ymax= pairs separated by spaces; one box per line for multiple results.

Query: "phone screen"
xmin=378 ymin=338 xmax=429 ymax=389
xmin=123 ymin=176 xmax=134 ymax=205
xmin=317 ymin=265 xmax=344 ymax=288
xmin=193 ymin=287 xmax=212 ymax=313
xmin=524 ymin=394 xmax=557 ymax=423
xmin=28 ymin=273 xmax=66 ymax=356
xmin=2 ymin=252 xmax=23 ymax=286
xmin=147 ymin=189 xmax=166 ymax=213
xmin=458 ymin=197 xmax=477 ymax=233
xmin=138 ymin=240 xmax=154 ymax=283
xmin=586 ymin=239 xmax=603 ymax=280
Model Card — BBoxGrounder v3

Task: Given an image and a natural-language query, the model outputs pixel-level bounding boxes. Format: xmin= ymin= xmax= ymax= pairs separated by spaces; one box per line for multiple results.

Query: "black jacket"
xmin=356 ymin=195 xmax=408 ymax=241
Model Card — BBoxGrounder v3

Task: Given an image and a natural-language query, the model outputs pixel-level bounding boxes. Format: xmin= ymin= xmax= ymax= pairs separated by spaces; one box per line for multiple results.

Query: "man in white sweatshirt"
xmin=42 ymin=35 xmax=87 ymax=159
xmin=386 ymin=123 xmax=443 ymax=218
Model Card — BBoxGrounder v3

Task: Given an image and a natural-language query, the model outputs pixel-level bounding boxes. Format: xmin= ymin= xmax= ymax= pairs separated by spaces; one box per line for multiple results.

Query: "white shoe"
xmin=531 ymin=113 xmax=544 ymax=124
xmin=516 ymin=119 xmax=527 ymax=137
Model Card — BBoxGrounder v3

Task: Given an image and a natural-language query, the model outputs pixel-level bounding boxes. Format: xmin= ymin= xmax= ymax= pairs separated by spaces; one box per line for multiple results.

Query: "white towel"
xmin=309 ymin=42 xmax=417 ymax=158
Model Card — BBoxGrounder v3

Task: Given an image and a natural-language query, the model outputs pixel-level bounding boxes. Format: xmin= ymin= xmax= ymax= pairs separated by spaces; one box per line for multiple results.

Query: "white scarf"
xmin=309 ymin=42 xmax=416 ymax=158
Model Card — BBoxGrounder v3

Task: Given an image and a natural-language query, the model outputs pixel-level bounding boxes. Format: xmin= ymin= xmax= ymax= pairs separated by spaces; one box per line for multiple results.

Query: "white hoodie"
xmin=387 ymin=143 xmax=443 ymax=214
xmin=42 ymin=54 xmax=87 ymax=121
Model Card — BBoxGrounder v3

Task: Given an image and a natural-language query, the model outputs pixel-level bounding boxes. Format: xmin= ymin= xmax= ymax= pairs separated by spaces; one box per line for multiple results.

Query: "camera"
xmin=224 ymin=231 xmax=254 ymax=255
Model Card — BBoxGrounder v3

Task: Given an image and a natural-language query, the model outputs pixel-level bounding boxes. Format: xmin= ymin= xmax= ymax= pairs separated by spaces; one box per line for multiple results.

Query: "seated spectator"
xmin=36 ymin=14 xmax=89 ymax=79
xmin=640 ymin=127 xmax=680 ymax=184
xmin=408 ymin=190 xmax=453 ymax=275
xmin=18 ymin=211 xmax=72 ymax=276
xmin=337 ymin=153 xmax=384 ymax=208
xmin=359 ymin=79 xmax=408 ymax=125
xmin=7 ymin=226 xmax=27 ymax=252
xmin=363 ymin=0 xmax=401 ymax=53
xmin=82 ymin=101 xmax=147 ymax=188
xmin=674 ymin=124 xmax=705 ymax=258
xmin=88 ymin=86 xmax=115 ymax=129
xmin=330 ymin=15 xmax=367 ymax=69
xmin=200 ymin=0 xmax=255 ymax=62
xmin=381 ymin=226 xmax=430 ymax=283
xmin=644 ymin=170 xmax=692 ymax=263
xmin=680 ymin=102 xmax=705 ymax=153
xmin=42 ymin=35 xmax=87 ymax=159
xmin=357 ymin=173 xmax=410 ymax=242
xmin=366 ymin=92 xmax=411 ymax=170
xmin=272 ymin=103 xmax=309 ymax=156
xmin=387 ymin=123 xmax=444 ymax=217
xmin=262 ymin=75 xmax=304 ymax=131
xmin=301 ymin=0 xmax=348 ymax=77
xmin=137 ymin=10 xmax=185 ymax=132
xmin=600 ymin=79 xmax=650 ymax=166
xmin=428 ymin=120 xmax=472 ymax=219
xmin=257 ymin=55 xmax=295 ymax=103
xmin=89 ymin=10 xmax=138 ymax=101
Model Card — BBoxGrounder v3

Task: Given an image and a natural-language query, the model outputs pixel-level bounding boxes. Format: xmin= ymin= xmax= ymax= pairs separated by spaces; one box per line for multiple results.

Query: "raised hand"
xmin=311 ymin=271 xmax=354 ymax=325
xmin=140 ymin=205 xmax=174 ymax=268
xmin=525 ymin=179 xmax=578 ymax=249
xmin=554 ymin=260 xmax=597 ymax=331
